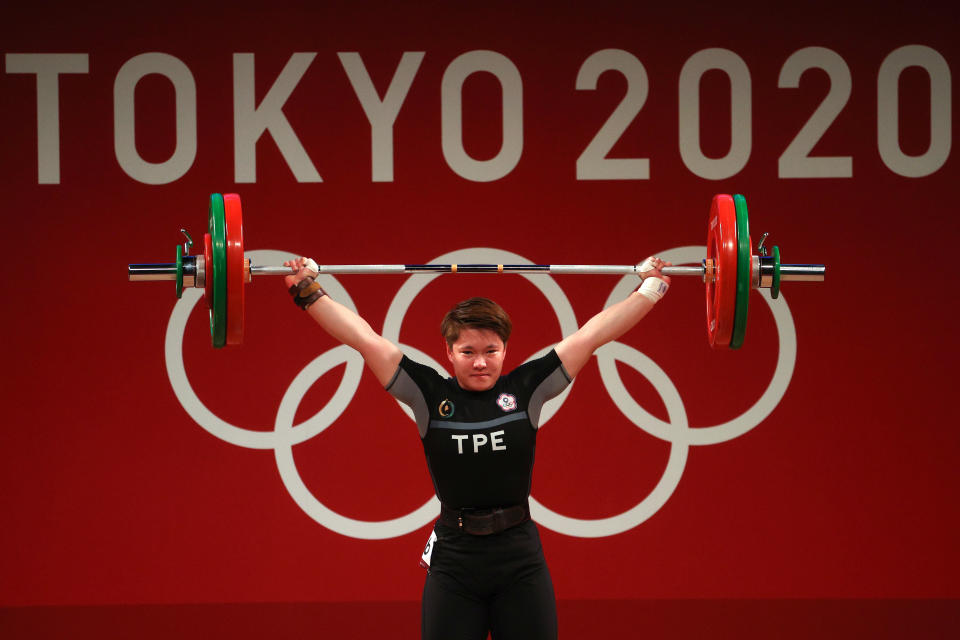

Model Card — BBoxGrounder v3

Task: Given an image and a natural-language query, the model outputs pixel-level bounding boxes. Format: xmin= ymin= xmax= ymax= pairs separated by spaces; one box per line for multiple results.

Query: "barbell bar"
xmin=127 ymin=193 xmax=826 ymax=349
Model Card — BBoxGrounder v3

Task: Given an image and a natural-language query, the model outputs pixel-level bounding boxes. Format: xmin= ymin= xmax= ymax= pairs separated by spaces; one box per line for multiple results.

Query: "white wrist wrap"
xmin=303 ymin=258 xmax=319 ymax=277
xmin=637 ymin=277 xmax=668 ymax=303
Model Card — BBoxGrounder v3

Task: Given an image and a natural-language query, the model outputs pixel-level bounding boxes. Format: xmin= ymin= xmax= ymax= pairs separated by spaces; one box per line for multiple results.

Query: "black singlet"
xmin=385 ymin=349 xmax=571 ymax=509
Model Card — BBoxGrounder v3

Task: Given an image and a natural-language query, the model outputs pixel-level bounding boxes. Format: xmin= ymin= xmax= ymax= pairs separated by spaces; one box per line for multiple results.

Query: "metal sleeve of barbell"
xmin=129 ymin=263 xmax=178 ymax=281
xmin=779 ymin=264 xmax=826 ymax=282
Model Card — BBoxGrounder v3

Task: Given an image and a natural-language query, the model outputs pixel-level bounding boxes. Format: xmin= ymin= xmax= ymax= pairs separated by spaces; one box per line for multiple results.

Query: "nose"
xmin=473 ymin=355 xmax=486 ymax=369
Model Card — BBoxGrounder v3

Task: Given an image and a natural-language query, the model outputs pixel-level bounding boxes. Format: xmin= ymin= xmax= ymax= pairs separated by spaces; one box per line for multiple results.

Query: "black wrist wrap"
xmin=289 ymin=277 xmax=327 ymax=310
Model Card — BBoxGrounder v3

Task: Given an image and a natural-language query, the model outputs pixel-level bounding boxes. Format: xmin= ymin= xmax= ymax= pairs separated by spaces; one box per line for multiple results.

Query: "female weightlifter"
xmin=283 ymin=256 xmax=671 ymax=640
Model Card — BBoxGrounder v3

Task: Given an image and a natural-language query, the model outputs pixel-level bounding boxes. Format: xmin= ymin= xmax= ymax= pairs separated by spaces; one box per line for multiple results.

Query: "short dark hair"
xmin=441 ymin=297 xmax=512 ymax=347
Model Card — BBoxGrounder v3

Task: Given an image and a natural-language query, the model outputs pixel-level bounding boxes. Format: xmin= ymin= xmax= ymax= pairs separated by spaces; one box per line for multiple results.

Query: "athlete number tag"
xmin=419 ymin=529 xmax=438 ymax=569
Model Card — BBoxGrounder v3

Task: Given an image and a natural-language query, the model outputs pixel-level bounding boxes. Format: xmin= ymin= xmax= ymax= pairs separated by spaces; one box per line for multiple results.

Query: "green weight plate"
xmin=175 ymin=244 xmax=184 ymax=299
xmin=771 ymin=245 xmax=781 ymax=300
xmin=730 ymin=194 xmax=751 ymax=350
xmin=209 ymin=193 xmax=228 ymax=348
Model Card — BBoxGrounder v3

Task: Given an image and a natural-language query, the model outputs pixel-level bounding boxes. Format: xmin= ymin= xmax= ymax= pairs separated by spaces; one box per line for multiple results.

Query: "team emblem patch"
xmin=439 ymin=399 xmax=455 ymax=418
xmin=497 ymin=393 xmax=517 ymax=412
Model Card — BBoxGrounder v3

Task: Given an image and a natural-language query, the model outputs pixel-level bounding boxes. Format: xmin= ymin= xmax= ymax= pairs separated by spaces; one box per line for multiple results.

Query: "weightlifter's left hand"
xmin=282 ymin=257 xmax=319 ymax=289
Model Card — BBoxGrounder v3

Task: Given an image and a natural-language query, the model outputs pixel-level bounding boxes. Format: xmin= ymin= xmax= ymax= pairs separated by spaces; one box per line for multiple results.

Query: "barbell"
xmin=127 ymin=193 xmax=825 ymax=349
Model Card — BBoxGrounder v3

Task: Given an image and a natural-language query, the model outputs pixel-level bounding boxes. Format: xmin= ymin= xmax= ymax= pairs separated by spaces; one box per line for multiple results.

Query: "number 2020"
xmin=574 ymin=45 xmax=951 ymax=181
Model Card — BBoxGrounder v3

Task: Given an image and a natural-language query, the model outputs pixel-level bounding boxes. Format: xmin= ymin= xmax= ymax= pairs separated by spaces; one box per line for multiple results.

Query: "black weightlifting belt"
xmin=439 ymin=502 xmax=530 ymax=536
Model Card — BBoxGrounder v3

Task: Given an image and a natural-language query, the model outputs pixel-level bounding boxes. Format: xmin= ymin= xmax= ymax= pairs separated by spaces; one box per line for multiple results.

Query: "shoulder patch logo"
xmin=438 ymin=399 xmax=455 ymax=418
xmin=496 ymin=393 xmax=517 ymax=412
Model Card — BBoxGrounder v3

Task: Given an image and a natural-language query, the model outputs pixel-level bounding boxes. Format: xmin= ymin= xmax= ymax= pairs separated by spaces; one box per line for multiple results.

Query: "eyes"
xmin=460 ymin=348 xmax=500 ymax=357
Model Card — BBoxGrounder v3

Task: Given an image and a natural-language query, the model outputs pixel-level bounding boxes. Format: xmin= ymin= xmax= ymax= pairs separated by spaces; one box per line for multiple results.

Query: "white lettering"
xmin=233 ymin=52 xmax=322 ymax=183
xmin=5 ymin=53 xmax=89 ymax=184
xmin=472 ymin=433 xmax=489 ymax=453
xmin=10 ymin=47 xmax=953 ymax=186
xmin=678 ymin=48 xmax=752 ymax=180
xmin=452 ymin=431 xmax=509 ymax=454
xmin=114 ymin=53 xmax=197 ymax=185
xmin=878 ymin=45 xmax=952 ymax=178
xmin=441 ymin=50 xmax=523 ymax=182
xmin=778 ymin=47 xmax=852 ymax=178
xmin=575 ymin=49 xmax=650 ymax=180
xmin=338 ymin=51 xmax=424 ymax=182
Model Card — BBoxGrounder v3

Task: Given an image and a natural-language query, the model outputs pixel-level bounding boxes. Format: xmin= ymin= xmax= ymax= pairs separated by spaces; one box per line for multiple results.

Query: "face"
xmin=446 ymin=328 xmax=507 ymax=392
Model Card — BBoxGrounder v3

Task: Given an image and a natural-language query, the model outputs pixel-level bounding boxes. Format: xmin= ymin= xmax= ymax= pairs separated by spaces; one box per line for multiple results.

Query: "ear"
xmin=445 ymin=339 xmax=454 ymax=364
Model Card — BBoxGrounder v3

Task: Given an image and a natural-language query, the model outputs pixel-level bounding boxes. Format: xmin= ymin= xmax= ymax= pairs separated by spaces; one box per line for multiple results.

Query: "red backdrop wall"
xmin=1 ymin=0 xmax=957 ymax=637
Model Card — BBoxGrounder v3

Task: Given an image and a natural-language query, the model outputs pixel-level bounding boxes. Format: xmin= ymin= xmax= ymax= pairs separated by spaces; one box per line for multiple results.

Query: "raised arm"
xmin=284 ymin=257 xmax=402 ymax=386
xmin=555 ymin=257 xmax=671 ymax=378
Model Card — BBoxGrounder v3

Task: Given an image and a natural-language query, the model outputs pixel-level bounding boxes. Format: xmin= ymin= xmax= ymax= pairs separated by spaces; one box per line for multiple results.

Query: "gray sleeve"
xmin=385 ymin=365 xmax=432 ymax=439
xmin=527 ymin=363 xmax=572 ymax=430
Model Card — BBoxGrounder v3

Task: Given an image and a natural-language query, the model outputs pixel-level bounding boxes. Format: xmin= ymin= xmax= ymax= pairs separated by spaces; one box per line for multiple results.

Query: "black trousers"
xmin=421 ymin=519 xmax=558 ymax=640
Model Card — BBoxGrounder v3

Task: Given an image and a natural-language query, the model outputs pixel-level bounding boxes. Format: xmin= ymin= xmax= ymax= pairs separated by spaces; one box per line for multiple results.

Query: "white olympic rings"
xmin=165 ymin=247 xmax=796 ymax=540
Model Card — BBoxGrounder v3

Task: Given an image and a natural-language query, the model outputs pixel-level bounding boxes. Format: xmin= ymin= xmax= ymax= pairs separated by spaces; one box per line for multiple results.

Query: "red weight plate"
xmin=706 ymin=194 xmax=738 ymax=348
xmin=223 ymin=193 xmax=245 ymax=346
xmin=203 ymin=232 xmax=213 ymax=310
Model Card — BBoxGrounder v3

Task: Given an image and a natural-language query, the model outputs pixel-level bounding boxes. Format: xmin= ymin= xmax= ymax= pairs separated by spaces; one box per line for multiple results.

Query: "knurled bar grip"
xmin=247 ymin=264 xmax=707 ymax=276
